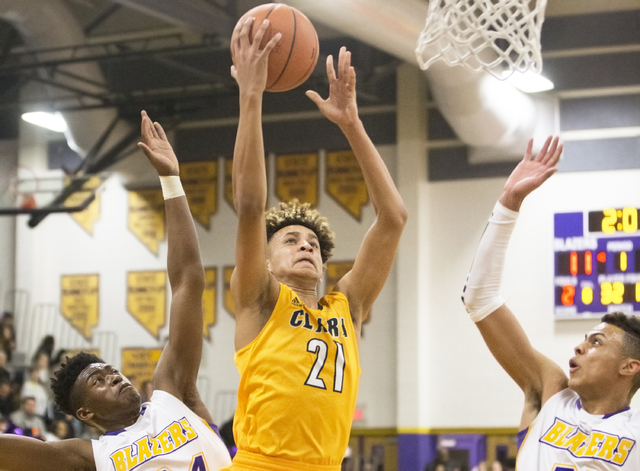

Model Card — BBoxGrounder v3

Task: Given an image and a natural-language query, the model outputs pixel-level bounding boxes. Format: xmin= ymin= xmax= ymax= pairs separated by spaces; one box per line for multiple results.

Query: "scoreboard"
xmin=554 ymin=208 xmax=640 ymax=319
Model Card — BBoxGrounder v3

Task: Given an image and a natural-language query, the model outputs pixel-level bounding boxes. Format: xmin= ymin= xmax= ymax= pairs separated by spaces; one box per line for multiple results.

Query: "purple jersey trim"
xmin=207 ymin=422 xmax=222 ymax=440
xmin=516 ymin=427 xmax=528 ymax=451
xmin=576 ymin=398 xmax=630 ymax=418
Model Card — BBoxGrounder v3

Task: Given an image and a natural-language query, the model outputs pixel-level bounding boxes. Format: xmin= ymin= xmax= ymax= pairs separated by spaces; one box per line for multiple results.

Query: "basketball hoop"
xmin=415 ymin=0 xmax=548 ymax=78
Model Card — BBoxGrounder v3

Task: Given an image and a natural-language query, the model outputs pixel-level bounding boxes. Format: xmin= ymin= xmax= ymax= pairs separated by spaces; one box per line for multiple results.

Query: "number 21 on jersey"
xmin=305 ymin=339 xmax=346 ymax=392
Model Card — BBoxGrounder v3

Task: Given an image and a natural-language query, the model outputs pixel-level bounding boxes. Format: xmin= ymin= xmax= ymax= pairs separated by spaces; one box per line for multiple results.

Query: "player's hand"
xmin=138 ymin=110 xmax=179 ymax=176
xmin=306 ymin=47 xmax=359 ymax=128
xmin=500 ymin=136 xmax=563 ymax=211
xmin=230 ymin=17 xmax=281 ymax=95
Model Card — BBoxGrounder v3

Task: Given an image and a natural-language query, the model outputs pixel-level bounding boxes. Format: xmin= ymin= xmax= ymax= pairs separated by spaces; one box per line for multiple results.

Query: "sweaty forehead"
xmin=76 ymin=362 xmax=110 ymax=385
xmin=589 ymin=322 xmax=624 ymax=340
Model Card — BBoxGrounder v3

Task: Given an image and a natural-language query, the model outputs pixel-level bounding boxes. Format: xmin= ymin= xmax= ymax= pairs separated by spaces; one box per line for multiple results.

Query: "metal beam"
xmin=110 ymin=0 xmax=234 ymax=37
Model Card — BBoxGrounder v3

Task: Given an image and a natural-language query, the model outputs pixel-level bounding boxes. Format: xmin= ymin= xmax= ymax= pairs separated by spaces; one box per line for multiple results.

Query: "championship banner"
xmin=127 ymin=271 xmax=166 ymax=339
xmin=181 ymin=161 xmax=218 ymax=229
xmin=326 ymin=150 xmax=369 ymax=220
xmin=121 ymin=348 xmax=163 ymax=385
xmin=203 ymin=267 xmax=216 ymax=339
xmin=224 ymin=266 xmax=235 ymax=317
xmin=128 ymin=189 xmax=165 ymax=256
xmin=60 ymin=274 xmax=99 ymax=340
xmin=64 ymin=176 xmax=102 ymax=235
xmin=276 ymin=153 xmax=318 ymax=205
xmin=325 ymin=260 xmax=370 ymax=322
xmin=224 ymin=158 xmax=235 ymax=212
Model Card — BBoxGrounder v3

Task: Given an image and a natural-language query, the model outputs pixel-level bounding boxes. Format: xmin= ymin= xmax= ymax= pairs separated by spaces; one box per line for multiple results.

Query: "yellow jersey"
xmin=233 ymin=283 xmax=361 ymax=470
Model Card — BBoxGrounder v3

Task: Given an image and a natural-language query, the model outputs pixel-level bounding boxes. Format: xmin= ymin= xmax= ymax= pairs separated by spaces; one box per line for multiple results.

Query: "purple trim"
xmin=516 ymin=428 xmax=528 ymax=451
xmin=397 ymin=433 xmax=438 ymax=471
xmin=603 ymin=406 xmax=631 ymax=419
xmin=207 ymin=422 xmax=222 ymax=440
xmin=577 ymin=398 xmax=631 ymax=418
xmin=104 ymin=429 xmax=126 ymax=436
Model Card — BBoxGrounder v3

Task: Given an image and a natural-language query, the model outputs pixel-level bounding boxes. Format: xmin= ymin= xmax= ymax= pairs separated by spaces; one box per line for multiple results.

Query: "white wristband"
xmin=159 ymin=175 xmax=185 ymax=200
xmin=462 ymin=201 xmax=519 ymax=322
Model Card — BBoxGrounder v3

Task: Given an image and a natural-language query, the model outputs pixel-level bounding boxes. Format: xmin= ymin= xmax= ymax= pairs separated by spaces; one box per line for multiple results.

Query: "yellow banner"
xmin=326 ymin=150 xmax=369 ymax=220
xmin=121 ymin=348 xmax=163 ymax=386
xmin=224 ymin=158 xmax=235 ymax=212
xmin=64 ymin=176 xmax=102 ymax=235
xmin=128 ymin=189 xmax=165 ymax=255
xmin=325 ymin=261 xmax=354 ymax=295
xmin=181 ymin=161 xmax=218 ymax=229
xmin=127 ymin=271 xmax=166 ymax=339
xmin=203 ymin=267 xmax=216 ymax=339
xmin=276 ymin=153 xmax=318 ymax=205
xmin=60 ymin=274 xmax=99 ymax=341
xmin=325 ymin=260 xmax=369 ymax=322
xmin=224 ymin=266 xmax=235 ymax=317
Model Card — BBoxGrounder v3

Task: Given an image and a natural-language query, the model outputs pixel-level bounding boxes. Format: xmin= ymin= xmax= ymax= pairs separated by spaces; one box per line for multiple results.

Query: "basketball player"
xmin=0 ymin=111 xmax=231 ymax=471
xmin=462 ymin=136 xmax=640 ymax=469
xmin=227 ymin=17 xmax=407 ymax=471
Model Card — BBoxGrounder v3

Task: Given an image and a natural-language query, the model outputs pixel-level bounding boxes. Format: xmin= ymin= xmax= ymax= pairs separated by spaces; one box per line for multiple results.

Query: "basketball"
xmin=236 ymin=3 xmax=319 ymax=92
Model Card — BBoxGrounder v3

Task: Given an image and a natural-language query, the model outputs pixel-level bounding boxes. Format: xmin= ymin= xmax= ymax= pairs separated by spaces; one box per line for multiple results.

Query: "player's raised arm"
xmin=229 ymin=17 xmax=282 ymax=349
xmin=137 ymin=111 xmax=206 ymax=413
xmin=306 ymin=47 xmax=407 ymax=326
xmin=0 ymin=436 xmax=94 ymax=471
xmin=462 ymin=137 xmax=567 ymax=427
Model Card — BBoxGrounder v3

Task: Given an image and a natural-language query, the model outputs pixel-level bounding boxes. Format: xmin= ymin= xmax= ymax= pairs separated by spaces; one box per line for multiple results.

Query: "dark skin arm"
xmin=137 ymin=111 xmax=211 ymax=422
xmin=0 ymin=436 xmax=94 ymax=471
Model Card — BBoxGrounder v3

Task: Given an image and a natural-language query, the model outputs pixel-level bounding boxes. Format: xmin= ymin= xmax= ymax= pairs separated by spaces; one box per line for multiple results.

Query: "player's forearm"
xmin=165 ymin=195 xmax=204 ymax=291
xmin=462 ymin=201 xmax=518 ymax=321
xmin=499 ymin=188 xmax=525 ymax=212
xmin=233 ymin=92 xmax=268 ymax=213
xmin=340 ymin=119 xmax=407 ymax=226
xmin=0 ymin=436 xmax=88 ymax=471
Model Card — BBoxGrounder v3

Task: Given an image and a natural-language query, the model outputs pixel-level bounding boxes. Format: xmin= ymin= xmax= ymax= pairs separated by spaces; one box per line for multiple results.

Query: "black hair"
xmin=51 ymin=352 xmax=104 ymax=417
xmin=602 ymin=312 xmax=640 ymax=392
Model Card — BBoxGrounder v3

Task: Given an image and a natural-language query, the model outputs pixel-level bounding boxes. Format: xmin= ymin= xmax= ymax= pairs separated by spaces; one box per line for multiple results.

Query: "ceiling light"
xmin=21 ymin=111 xmax=68 ymax=132
xmin=501 ymin=70 xmax=554 ymax=94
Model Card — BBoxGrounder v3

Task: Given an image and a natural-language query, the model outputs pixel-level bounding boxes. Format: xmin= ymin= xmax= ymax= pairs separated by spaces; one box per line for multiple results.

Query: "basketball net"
xmin=415 ymin=0 xmax=548 ymax=78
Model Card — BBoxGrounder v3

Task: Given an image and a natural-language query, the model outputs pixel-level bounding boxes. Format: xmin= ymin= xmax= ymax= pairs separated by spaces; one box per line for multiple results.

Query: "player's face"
xmin=568 ymin=323 xmax=627 ymax=393
xmin=267 ymin=225 xmax=323 ymax=283
xmin=74 ymin=363 xmax=141 ymax=425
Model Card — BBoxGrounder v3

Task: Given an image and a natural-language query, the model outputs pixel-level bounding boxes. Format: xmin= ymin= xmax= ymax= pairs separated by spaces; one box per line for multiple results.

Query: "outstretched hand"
xmin=230 ymin=17 xmax=281 ymax=94
xmin=500 ymin=136 xmax=563 ymax=211
xmin=138 ymin=110 xmax=179 ymax=176
xmin=306 ymin=46 xmax=359 ymax=128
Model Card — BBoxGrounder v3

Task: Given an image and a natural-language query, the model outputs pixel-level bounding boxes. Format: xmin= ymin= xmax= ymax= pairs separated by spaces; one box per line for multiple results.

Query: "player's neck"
xmin=97 ymin=408 xmax=141 ymax=433
xmin=576 ymin=387 xmax=631 ymax=416
xmin=286 ymin=283 xmax=319 ymax=308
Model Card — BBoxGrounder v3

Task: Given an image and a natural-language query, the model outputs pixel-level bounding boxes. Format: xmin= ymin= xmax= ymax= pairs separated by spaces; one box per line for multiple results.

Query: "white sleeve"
xmin=462 ymin=201 xmax=519 ymax=322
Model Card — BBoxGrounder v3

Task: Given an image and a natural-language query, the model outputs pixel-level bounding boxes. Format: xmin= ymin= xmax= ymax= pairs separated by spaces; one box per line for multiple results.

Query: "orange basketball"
xmin=237 ymin=3 xmax=319 ymax=92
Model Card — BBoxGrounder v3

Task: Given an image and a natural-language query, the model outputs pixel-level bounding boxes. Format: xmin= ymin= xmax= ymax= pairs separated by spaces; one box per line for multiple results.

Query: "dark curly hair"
xmin=51 ymin=352 xmax=104 ymax=417
xmin=602 ymin=312 xmax=640 ymax=393
xmin=265 ymin=199 xmax=335 ymax=263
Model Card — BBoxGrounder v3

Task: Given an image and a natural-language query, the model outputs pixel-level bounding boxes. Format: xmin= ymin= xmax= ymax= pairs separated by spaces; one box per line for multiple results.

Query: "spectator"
xmin=10 ymin=396 xmax=45 ymax=438
xmin=140 ymin=379 xmax=154 ymax=403
xmin=20 ymin=367 xmax=48 ymax=417
xmin=45 ymin=419 xmax=73 ymax=441
xmin=0 ymin=378 xmax=15 ymax=416
xmin=32 ymin=351 xmax=51 ymax=385
xmin=0 ymin=350 xmax=11 ymax=381
xmin=0 ymin=312 xmax=16 ymax=362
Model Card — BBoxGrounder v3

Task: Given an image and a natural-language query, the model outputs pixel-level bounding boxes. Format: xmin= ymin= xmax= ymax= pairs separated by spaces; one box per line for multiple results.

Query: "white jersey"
xmin=91 ymin=390 xmax=231 ymax=471
xmin=517 ymin=388 xmax=640 ymax=470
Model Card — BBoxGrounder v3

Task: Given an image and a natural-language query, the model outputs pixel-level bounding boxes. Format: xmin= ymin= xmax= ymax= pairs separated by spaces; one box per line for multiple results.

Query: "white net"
xmin=416 ymin=0 xmax=548 ymax=78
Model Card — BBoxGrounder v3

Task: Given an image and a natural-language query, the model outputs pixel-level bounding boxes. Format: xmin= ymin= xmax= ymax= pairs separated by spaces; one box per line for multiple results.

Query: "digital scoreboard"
xmin=554 ymin=208 xmax=640 ymax=319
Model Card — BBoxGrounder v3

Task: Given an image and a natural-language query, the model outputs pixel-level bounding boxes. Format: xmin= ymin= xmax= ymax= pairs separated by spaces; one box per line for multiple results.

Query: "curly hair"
xmin=602 ymin=312 xmax=640 ymax=393
xmin=265 ymin=199 xmax=335 ymax=263
xmin=51 ymin=352 xmax=104 ymax=417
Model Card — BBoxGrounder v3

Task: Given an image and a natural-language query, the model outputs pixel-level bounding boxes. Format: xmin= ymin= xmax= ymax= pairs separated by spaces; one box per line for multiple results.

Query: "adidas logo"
xmin=291 ymin=297 xmax=303 ymax=307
